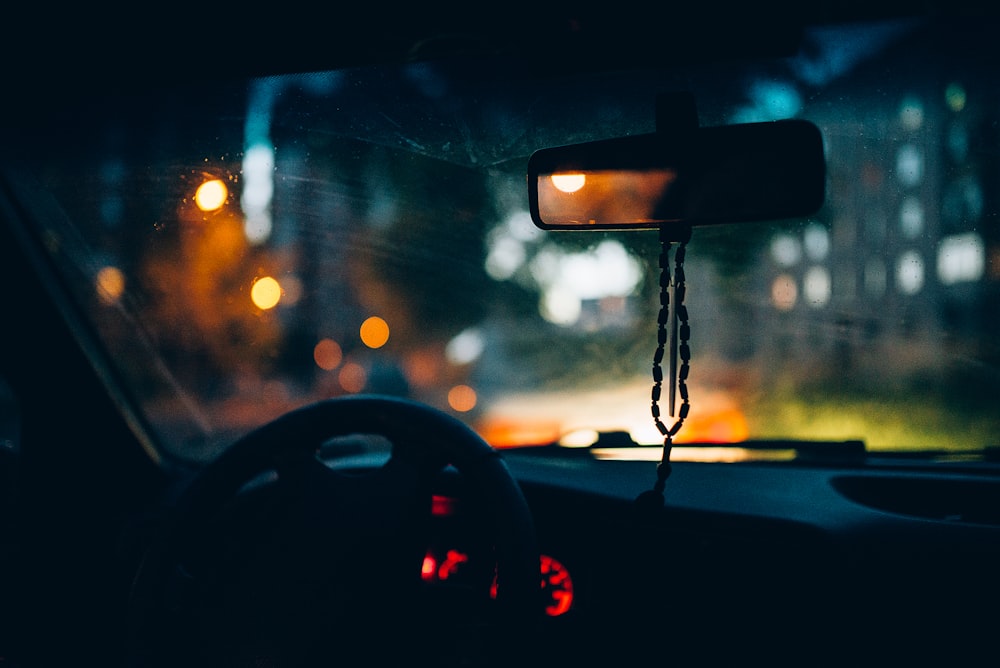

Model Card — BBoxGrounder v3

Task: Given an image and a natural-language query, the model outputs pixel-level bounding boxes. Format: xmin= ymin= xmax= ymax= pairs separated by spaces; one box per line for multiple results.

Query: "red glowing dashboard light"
xmin=490 ymin=554 xmax=575 ymax=617
xmin=540 ymin=554 xmax=574 ymax=617
xmin=421 ymin=549 xmax=469 ymax=582
xmin=421 ymin=554 xmax=437 ymax=581
xmin=431 ymin=495 xmax=457 ymax=516
xmin=438 ymin=549 xmax=468 ymax=579
xmin=423 ymin=494 xmax=574 ymax=617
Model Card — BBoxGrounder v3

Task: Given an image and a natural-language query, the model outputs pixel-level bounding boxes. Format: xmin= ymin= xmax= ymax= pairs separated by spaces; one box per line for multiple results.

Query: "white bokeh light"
xmin=446 ymin=328 xmax=486 ymax=365
xmin=771 ymin=233 xmax=802 ymax=267
xmin=896 ymin=251 xmax=925 ymax=295
xmin=895 ymin=144 xmax=923 ymax=188
xmin=804 ymin=266 xmax=831 ymax=307
xmin=241 ymin=143 xmax=275 ymax=244
xmin=534 ymin=240 xmax=643 ymax=326
xmin=937 ymin=233 xmax=985 ymax=285
xmin=803 ymin=223 xmax=830 ymax=261
xmin=541 ymin=285 xmax=583 ymax=326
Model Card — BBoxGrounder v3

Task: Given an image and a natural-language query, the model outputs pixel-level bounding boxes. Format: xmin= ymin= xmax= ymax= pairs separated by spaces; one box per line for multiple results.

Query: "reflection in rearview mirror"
xmin=538 ymin=169 xmax=679 ymax=228
xmin=528 ymin=119 xmax=825 ymax=231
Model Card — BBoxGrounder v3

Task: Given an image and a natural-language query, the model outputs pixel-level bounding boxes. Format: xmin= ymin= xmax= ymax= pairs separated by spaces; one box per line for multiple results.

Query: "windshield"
xmin=3 ymin=17 xmax=998 ymax=465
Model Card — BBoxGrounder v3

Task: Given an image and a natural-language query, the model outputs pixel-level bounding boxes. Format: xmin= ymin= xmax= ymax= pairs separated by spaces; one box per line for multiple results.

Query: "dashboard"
xmin=499 ymin=447 xmax=1000 ymax=663
xmin=150 ymin=444 xmax=1000 ymax=665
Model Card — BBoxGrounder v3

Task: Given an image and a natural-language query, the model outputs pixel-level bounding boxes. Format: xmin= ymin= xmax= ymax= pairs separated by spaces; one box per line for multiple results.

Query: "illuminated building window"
xmin=895 ymin=251 xmax=925 ymax=295
xmin=771 ymin=274 xmax=797 ymax=311
xmin=945 ymin=82 xmax=966 ymax=113
xmin=895 ymin=144 xmax=923 ymax=188
xmin=803 ymin=266 xmax=831 ymax=307
xmin=803 ymin=223 xmax=830 ymax=262
xmin=898 ymin=96 xmax=924 ymax=131
xmin=937 ymin=233 xmax=985 ymax=285
xmin=770 ymin=233 xmax=802 ymax=267
xmin=241 ymin=143 xmax=274 ymax=244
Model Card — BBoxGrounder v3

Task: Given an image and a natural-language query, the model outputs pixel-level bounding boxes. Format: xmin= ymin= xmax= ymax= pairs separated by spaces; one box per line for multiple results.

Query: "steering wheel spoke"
xmin=278 ymin=446 xmax=431 ymax=524
xmin=274 ymin=448 xmax=435 ymax=595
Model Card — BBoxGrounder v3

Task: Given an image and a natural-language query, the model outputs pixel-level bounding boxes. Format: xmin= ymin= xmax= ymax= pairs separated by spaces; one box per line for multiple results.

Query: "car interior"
xmin=3 ymin=3 xmax=1000 ymax=667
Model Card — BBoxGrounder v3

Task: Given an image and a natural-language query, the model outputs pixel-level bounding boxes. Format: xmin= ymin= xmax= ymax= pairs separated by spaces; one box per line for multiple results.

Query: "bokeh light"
xmin=251 ymin=276 xmax=282 ymax=310
xmin=95 ymin=266 xmax=125 ymax=305
xmin=446 ymin=328 xmax=485 ymax=365
xmin=448 ymin=385 xmax=477 ymax=412
xmin=339 ymin=362 xmax=367 ymax=393
xmin=551 ymin=173 xmax=586 ymax=193
xmin=313 ymin=338 xmax=343 ymax=371
xmin=403 ymin=350 xmax=441 ymax=388
xmin=896 ymin=251 xmax=925 ymax=295
xmin=771 ymin=274 xmax=798 ymax=311
xmin=360 ymin=316 xmax=390 ymax=349
xmin=195 ymin=178 xmax=228 ymax=212
xmin=945 ymin=82 xmax=966 ymax=112
xmin=278 ymin=274 xmax=302 ymax=306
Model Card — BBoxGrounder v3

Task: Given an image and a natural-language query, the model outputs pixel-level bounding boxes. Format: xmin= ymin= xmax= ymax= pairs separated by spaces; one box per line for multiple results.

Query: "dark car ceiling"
xmin=2 ymin=2 xmax=996 ymax=132
xmin=5 ymin=2 xmax=991 ymax=91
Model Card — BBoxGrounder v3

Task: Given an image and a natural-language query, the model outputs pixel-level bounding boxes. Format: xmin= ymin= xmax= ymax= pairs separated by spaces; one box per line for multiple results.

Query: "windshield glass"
xmin=4 ymin=17 xmax=998 ymax=464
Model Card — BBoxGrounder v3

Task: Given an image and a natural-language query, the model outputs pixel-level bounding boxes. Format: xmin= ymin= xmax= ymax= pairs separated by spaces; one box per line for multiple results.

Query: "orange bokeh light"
xmin=95 ymin=265 xmax=125 ymax=304
xmin=195 ymin=178 xmax=228 ymax=212
xmin=360 ymin=316 xmax=390 ymax=349
xmin=447 ymin=385 xmax=477 ymax=412
xmin=338 ymin=362 xmax=366 ymax=393
xmin=403 ymin=349 xmax=441 ymax=388
xmin=251 ymin=276 xmax=282 ymax=310
xmin=313 ymin=338 xmax=343 ymax=371
xmin=551 ymin=172 xmax=586 ymax=193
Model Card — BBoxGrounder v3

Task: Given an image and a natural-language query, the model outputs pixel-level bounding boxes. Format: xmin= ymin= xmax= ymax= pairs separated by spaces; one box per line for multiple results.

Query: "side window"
xmin=0 ymin=374 xmax=18 ymax=520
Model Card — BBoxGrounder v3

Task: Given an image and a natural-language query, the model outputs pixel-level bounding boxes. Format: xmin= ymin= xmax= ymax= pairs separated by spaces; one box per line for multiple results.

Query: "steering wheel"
xmin=127 ymin=395 xmax=540 ymax=667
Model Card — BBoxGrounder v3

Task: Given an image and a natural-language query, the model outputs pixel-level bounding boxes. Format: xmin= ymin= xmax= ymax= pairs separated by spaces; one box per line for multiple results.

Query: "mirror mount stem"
xmin=655 ymin=92 xmax=697 ymax=242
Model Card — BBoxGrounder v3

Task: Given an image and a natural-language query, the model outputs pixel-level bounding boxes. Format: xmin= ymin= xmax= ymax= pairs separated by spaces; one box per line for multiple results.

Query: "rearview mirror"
xmin=528 ymin=119 xmax=825 ymax=231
